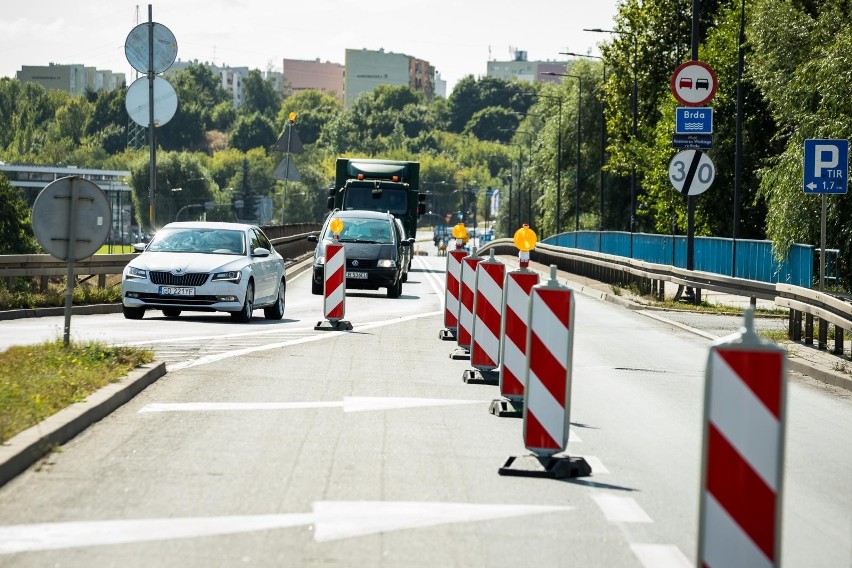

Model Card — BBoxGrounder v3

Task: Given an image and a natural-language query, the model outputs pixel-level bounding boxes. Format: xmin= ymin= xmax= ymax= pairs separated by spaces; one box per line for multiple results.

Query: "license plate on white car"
xmin=345 ymin=271 xmax=368 ymax=279
xmin=159 ymin=286 xmax=196 ymax=296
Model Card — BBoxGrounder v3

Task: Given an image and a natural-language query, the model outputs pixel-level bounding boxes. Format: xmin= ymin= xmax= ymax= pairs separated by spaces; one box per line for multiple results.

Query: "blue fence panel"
xmin=541 ymin=231 xmax=815 ymax=288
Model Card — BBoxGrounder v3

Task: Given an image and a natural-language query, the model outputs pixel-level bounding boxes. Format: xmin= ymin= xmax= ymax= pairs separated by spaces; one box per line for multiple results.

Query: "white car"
xmin=121 ymin=222 xmax=286 ymax=322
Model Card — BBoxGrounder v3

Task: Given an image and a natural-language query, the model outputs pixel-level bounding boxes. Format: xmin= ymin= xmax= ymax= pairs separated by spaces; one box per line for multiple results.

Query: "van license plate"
xmin=346 ymin=271 xmax=367 ymax=279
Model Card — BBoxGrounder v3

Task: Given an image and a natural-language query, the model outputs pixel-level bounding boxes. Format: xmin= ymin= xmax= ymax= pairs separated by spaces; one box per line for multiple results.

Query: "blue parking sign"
xmin=804 ymin=139 xmax=848 ymax=194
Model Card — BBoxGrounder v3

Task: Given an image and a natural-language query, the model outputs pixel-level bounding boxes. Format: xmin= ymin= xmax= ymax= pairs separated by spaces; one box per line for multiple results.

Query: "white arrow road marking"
xmin=592 ymin=495 xmax=653 ymax=523
xmin=168 ymin=310 xmax=442 ymax=372
xmin=0 ymin=514 xmax=315 ymax=555
xmin=139 ymin=397 xmax=489 ymax=414
xmin=575 ymin=455 xmax=608 ymax=473
xmin=312 ymin=501 xmax=572 ymax=543
xmin=0 ymin=501 xmax=572 ymax=554
xmin=630 ymin=544 xmax=694 ymax=568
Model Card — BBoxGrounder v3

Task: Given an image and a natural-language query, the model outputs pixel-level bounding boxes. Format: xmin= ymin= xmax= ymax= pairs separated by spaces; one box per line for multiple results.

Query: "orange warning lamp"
xmin=329 ymin=218 xmax=344 ymax=236
xmin=452 ymin=223 xmax=468 ymax=240
xmin=513 ymin=224 xmax=537 ymax=252
xmin=288 ymin=112 xmax=297 ymax=123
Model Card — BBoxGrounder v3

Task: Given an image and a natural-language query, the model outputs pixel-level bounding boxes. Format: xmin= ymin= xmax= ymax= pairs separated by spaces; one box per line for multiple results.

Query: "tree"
xmin=240 ymin=69 xmax=282 ymax=120
xmin=229 ymin=112 xmax=277 ymax=152
xmin=447 ymin=75 xmax=536 ymax=133
xmin=0 ymin=174 xmax=38 ymax=254
xmin=277 ymin=90 xmax=341 ymax=145
xmin=462 ymin=106 xmax=519 ymax=143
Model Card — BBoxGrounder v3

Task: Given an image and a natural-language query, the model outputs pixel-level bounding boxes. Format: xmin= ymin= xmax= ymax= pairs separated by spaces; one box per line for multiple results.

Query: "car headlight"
xmin=377 ymin=259 xmax=396 ymax=268
xmin=212 ymin=271 xmax=242 ymax=282
xmin=126 ymin=266 xmax=147 ymax=279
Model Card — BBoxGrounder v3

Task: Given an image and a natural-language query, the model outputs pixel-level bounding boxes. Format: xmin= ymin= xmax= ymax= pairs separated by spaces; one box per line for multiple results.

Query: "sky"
xmin=0 ymin=0 xmax=621 ymax=95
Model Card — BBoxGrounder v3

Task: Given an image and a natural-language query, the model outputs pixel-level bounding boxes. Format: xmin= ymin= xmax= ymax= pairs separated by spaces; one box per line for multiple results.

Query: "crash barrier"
xmin=454 ymin=248 xmax=483 ymax=355
xmin=440 ymin=245 xmax=467 ymax=340
xmin=699 ymin=308 xmax=787 ymax=567
xmin=0 ymin=230 xmax=320 ymax=292
xmin=544 ymin=230 xmax=813 ymax=288
xmin=477 ymin=238 xmax=852 ymax=358
xmin=464 ymin=250 xmax=505 ymax=382
xmin=493 ymin=263 xmax=540 ymax=416
xmin=498 ymin=265 xmax=590 ymax=479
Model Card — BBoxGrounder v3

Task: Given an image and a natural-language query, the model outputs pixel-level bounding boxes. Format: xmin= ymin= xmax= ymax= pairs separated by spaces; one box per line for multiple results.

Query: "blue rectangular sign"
xmin=804 ymin=139 xmax=849 ymax=194
xmin=675 ymin=107 xmax=713 ymax=135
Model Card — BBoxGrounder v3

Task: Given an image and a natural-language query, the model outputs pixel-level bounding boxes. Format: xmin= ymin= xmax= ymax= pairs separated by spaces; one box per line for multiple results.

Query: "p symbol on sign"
xmin=814 ymin=144 xmax=839 ymax=177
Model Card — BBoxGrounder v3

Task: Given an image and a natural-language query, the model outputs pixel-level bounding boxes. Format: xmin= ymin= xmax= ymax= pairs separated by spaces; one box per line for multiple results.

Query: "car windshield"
xmin=147 ymin=228 xmax=246 ymax=255
xmin=327 ymin=218 xmax=393 ymax=244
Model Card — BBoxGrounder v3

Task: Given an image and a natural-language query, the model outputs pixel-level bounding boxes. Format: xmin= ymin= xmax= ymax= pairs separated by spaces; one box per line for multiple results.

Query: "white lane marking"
xmin=311 ymin=501 xmax=572 ymax=543
xmin=0 ymin=501 xmax=572 ymax=553
xmin=592 ymin=495 xmax=653 ymax=523
xmin=576 ymin=455 xmax=609 ymax=474
xmin=639 ymin=311 xmax=719 ymax=340
xmin=139 ymin=401 xmax=344 ymax=413
xmin=139 ymin=397 xmax=489 ymax=414
xmin=569 ymin=430 xmax=583 ymax=443
xmin=630 ymin=544 xmax=694 ymax=568
xmin=0 ymin=514 xmax=314 ymax=554
xmin=168 ymin=310 xmax=441 ymax=371
xmin=413 ymin=255 xmax=446 ymax=300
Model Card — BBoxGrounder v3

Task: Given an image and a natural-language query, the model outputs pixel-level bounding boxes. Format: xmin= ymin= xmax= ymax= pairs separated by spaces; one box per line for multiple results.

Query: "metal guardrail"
xmin=479 ymin=238 xmax=852 ymax=355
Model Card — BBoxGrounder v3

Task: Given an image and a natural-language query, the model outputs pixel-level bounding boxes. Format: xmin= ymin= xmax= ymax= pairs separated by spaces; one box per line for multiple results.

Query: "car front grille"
xmin=133 ymin=293 xmax=219 ymax=307
xmin=347 ymin=259 xmax=377 ymax=269
xmin=149 ymin=271 xmax=209 ymax=286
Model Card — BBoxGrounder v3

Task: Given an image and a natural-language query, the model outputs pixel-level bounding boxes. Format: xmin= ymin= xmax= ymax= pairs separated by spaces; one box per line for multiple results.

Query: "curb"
xmin=0 ymin=362 xmax=167 ymax=488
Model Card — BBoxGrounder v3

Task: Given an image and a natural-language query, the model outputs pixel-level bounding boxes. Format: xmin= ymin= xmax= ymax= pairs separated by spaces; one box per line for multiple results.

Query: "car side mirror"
xmin=401 ymin=240 xmax=412 ymax=247
xmin=408 ymin=238 xmax=415 ymax=245
xmin=307 ymin=235 xmax=318 ymax=243
xmin=252 ymin=247 xmax=271 ymax=258
xmin=132 ymin=243 xmax=147 ymax=253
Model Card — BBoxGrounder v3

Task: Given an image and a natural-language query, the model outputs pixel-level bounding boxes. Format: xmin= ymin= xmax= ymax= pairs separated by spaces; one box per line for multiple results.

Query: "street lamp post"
xmin=584 ymin=28 xmax=638 ymax=242
xmin=541 ymin=72 xmax=582 ymax=233
xmin=530 ymin=94 xmax=563 ymax=234
xmin=562 ymin=52 xmax=607 ymax=231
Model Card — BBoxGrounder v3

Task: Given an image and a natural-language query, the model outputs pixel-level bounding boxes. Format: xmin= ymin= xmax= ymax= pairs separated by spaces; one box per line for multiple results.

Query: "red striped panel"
xmin=537 ymin=288 xmax=572 ymax=329
xmin=525 ymin=408 xmax=560 ymax=451
xmin=706 ymin=424 xmax=776 ymax=562
xmin=717 ymin=349 xmax=783 ymax=418
xmin=504 ymin=309 xmax=526 ymax=350
xmin=528 ymin=329 xmax=566 ymax=405
xmin=502 ymin=367 xmax=523 ymax=397
xmin=475 ymin=293 xmax=502 ymax=336
xmin=326 ymin=301 xmax=344 ymax=319
xmin=471 ymin=343 xmax=496 ymax=368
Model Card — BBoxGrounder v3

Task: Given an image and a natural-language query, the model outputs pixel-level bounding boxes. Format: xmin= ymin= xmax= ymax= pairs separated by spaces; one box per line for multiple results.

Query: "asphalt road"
xmin=0 ymin=252 xmax=850 ymax=567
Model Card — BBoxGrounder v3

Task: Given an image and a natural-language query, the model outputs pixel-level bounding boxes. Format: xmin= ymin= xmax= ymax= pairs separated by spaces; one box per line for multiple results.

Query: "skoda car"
xmin=121 ymin=222 xmax=286 ymax=322
xmin=308 ymin=210 xmax=413 ymax=298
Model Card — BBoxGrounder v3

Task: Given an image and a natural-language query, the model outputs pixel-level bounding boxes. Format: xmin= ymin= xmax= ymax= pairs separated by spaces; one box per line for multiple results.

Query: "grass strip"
xmin=0 ymin=340 xmax=154 ymax=443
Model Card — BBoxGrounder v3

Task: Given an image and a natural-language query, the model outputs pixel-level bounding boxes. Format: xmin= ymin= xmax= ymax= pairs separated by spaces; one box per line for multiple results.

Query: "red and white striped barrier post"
xmin=451 ymin=246 xmax=483 ymax=359
xmin=698 ymin=308 xmax=787 ymax=568
xmin=491 ymin=225 xmax=539 ymax=416
xmin=315 ymin=218 xmax=352 ymax=331
xmin=464 ymin=249 xmax=506 ymax=383
xmin=439 ymin=224 xmax=469 ymax=340
xmin=499 ymin=265 xmax=590 ymax=479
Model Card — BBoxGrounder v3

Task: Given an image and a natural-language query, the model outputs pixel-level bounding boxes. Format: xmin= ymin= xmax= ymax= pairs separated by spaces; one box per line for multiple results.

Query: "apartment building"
xmin=344 ymin=48 xmax=435 ymax=108
xmin=16 ymin=64 xmax=126 ymax=95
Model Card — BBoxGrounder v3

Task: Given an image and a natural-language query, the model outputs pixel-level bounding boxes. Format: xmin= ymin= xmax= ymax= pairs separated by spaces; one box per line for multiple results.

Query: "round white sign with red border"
xmin=670 ymin=60 xmax=718 ymax=107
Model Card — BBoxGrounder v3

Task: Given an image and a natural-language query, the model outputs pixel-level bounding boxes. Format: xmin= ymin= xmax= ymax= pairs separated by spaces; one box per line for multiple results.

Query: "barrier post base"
xmin=314 ymin=319 xmax=353 ymax=331
xmin=462 ymin=369 xmax=499 ymax=384
xmin=489 ymin=398 xmax=523 ymax=417
xmin=449 ymin=348 xmax=470 ymax=360
xmin=498 ymin=454 xmax=591 ymax=479
xmin=439 ymin=328 xmax=457 ymax=341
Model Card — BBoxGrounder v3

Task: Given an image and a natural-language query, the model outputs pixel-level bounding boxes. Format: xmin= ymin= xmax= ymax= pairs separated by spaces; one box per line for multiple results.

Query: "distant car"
xmin=121 ymin=222 xmax=286 ymax=322
xmin=308 ymin=210 xmax=413 ymax=298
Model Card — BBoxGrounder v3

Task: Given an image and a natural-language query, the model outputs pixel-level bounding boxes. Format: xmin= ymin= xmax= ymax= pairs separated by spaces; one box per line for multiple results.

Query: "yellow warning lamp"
xmin=513 ymin=224 xmax=537 ymax=252
xmin=452 ymin=223 xmax=468 ymax=240
xmin=329 ymin=217 xmax=344 ymax=238
xmin=288 ymin=112 xmax=297 ymax=124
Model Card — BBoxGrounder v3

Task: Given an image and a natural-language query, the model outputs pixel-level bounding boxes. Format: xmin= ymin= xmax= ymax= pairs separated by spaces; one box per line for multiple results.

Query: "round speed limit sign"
xmin=669 ymin=150 xmax=715 ymax=196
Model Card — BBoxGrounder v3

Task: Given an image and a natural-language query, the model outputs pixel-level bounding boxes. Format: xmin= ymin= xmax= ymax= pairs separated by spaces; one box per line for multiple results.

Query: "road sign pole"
xmin=820 ymin=194 xmax=827 ymax=292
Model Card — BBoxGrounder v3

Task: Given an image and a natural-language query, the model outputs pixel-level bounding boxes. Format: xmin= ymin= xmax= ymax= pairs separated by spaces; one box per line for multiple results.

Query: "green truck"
xmin=327 ymin=158 xmax=426 ymax=239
